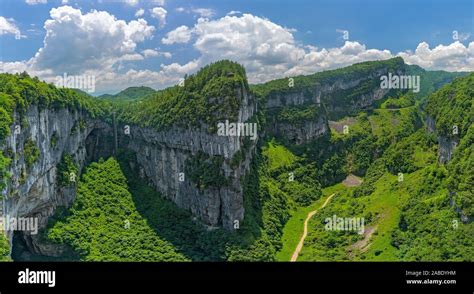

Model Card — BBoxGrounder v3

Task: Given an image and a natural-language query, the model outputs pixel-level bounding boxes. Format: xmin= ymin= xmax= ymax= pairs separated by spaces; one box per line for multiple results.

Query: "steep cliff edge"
xmin=425 ymin=73 xmax=473 ymax=222
xmin=118 ymin=86 xmax=256 ymax=229
xmin=253 ymin=57 xmax=408 ymax=145
xmin=0 ymin=73 xmax=110 ymax=257
xmin=114 ymin=61 xmax=257 ymax=229
xmin=426 ymin=115 xmax=459 ymax=164
xmin=2 ymin=107 xmax=112 ymax=256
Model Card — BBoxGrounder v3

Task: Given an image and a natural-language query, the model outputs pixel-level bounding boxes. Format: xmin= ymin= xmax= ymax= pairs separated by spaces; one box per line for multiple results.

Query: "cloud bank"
xmin=1 ymin=7 xmax=472 ymax=94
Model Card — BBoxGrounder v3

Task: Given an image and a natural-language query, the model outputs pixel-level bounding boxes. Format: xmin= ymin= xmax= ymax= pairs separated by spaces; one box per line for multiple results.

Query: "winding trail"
xmin=290 ymin=193 xmax=335 ymax=262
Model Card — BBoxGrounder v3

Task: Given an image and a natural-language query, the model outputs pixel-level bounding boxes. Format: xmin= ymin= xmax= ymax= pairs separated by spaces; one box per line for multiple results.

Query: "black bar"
xmin=0 ymin=262 xmax=471 ymax=292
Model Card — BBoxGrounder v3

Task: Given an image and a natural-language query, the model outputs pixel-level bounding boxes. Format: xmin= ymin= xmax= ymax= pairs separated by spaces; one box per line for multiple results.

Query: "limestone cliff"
xmin=261 ymin=65 xmax=405 ymax=144
xmin=119 ymin=85 xmax=257 ymax=229
xmin=426 ymin=115 xmax=459 ymax=164
xmin=1 ymin=106 xmax=111 ymax=256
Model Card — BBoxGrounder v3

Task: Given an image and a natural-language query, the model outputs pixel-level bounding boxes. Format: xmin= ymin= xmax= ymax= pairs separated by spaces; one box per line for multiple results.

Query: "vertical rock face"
xmin=267 ymin=114 xmax=328 ymax=145
xmin=426 ymin=115 xmax=458 ymax=164
xmin=266 ymin=68 xmax=404 ymax=110
xmin=264 ymin=67 xmax=403 ymax=144
xmin=121 ymin=86 xmax=257 ymax=229
xmin=437 ymin=136 xmax=458 ymax=164
xmin=1 ymin=106 xmax=110 ymax=255
xmin=0 ymin=59 xmax=413 ymax=257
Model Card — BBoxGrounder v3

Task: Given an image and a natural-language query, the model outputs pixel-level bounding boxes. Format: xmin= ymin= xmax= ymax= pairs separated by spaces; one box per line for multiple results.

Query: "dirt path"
xmin=290 ymin=193 xmax=335 ymax=262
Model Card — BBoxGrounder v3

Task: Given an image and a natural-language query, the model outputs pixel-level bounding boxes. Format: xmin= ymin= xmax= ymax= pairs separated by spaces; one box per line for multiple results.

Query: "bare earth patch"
xmin=348 ymin=225 xmax=378 ymax=258
xmin=342 ymin=174 xmax=363 ymax=187
xmin=328 ymin=117 xmax=357 ymax=134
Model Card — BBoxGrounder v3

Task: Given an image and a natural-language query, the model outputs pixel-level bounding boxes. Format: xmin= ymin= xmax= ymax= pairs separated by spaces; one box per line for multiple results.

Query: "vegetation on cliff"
xmin=0 ymin=234 xmax=10 ymax=261
xmin=0 ymin=72 xmax=108 ymax=120
xmin=46 ymin=158 xmax=188 ymax=261
xmin=447 ymin=124 xmax=473 ymax=220
xmin=185 ymin=152 xmax=228 ymax=190
xmin=56 ymin=154 xmax=79 ymax=187
xmin=252 ymin=57 xmax=406 ymax=100
xmin=0 ymin=72 xmax=110 ymax=195
xmin=118 ymin=60 xmax=249 ymax=133
xmin=425 ymin=73 xmax=473 ymax=138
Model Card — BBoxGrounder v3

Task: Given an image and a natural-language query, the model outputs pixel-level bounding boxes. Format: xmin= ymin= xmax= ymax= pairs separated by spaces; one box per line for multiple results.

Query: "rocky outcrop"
xmin=437 ymin=136 xmax=458 ymax=164
xmin=267 ymin=114 xmax=328 ymax=145
xmin=122 ymin=127 xmax=247 ymax=229
xmin=1 ymin=82 xmax=257 ymax=260
xmin=426 ymin=115 xmax=458 ymax=164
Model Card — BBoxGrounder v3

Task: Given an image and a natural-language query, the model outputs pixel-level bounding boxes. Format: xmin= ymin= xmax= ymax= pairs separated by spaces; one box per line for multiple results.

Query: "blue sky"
xmin=0 ymin=0 xmax=472 ymax=94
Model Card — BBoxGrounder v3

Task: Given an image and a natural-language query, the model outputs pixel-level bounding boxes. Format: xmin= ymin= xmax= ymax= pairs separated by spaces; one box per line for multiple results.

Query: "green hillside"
xmin=99 ymin=86 xmax=156 ymax=102
xmin=425 ymin=73 xmax=474 ymax=137
xmin=0 ymin=234 xmax=10 ymax=261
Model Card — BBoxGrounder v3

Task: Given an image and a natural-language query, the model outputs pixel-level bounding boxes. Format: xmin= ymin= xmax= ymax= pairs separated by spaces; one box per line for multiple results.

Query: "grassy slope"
xmin=276 ymin=183 xmax=348 ymax=261
xmin=262 ymin=140 xmax=299 ymax=172
xmin=297 ymin=164 xmax=434 ymax=261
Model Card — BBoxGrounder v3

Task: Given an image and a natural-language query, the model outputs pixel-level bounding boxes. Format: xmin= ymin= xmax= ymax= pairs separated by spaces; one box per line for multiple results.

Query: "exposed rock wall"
xmin=0 ymin=106 xmax=111 ymax=256
xmin=264 ymin=67 xmax=403 ymax=144
xmin=267 ymin=115 xmax=328 ymax=145
xmin=426 ymin=115 xmax=458 ymax=164
xmin=121 ymin=87 xmax=257 ymax=229
xmin=266 ymin=68 xmax=403 ymax=110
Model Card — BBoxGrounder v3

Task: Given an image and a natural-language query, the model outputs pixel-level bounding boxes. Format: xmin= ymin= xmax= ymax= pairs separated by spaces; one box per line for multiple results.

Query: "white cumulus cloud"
xmin=30 ymin=6 xmax=155 ymax=74
xmin=135 ymin=8 xmax=145 ymax=18
xmin=2 ymin=9 xmax=473 ymax=94
xmin=187 ymin=14 xmax=391 ymax=82
xmin=150 ymin=7 xmax=167 ymax=28
xmin=162 ymin=25 xmax=192 ymax=44
xmin=179 ymin=14 xmax=473 ymax=83
xmin=398 ymin=41 xmax=474 ymax=72
xmin=0 ymin=17 xmax=24 ymax=39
